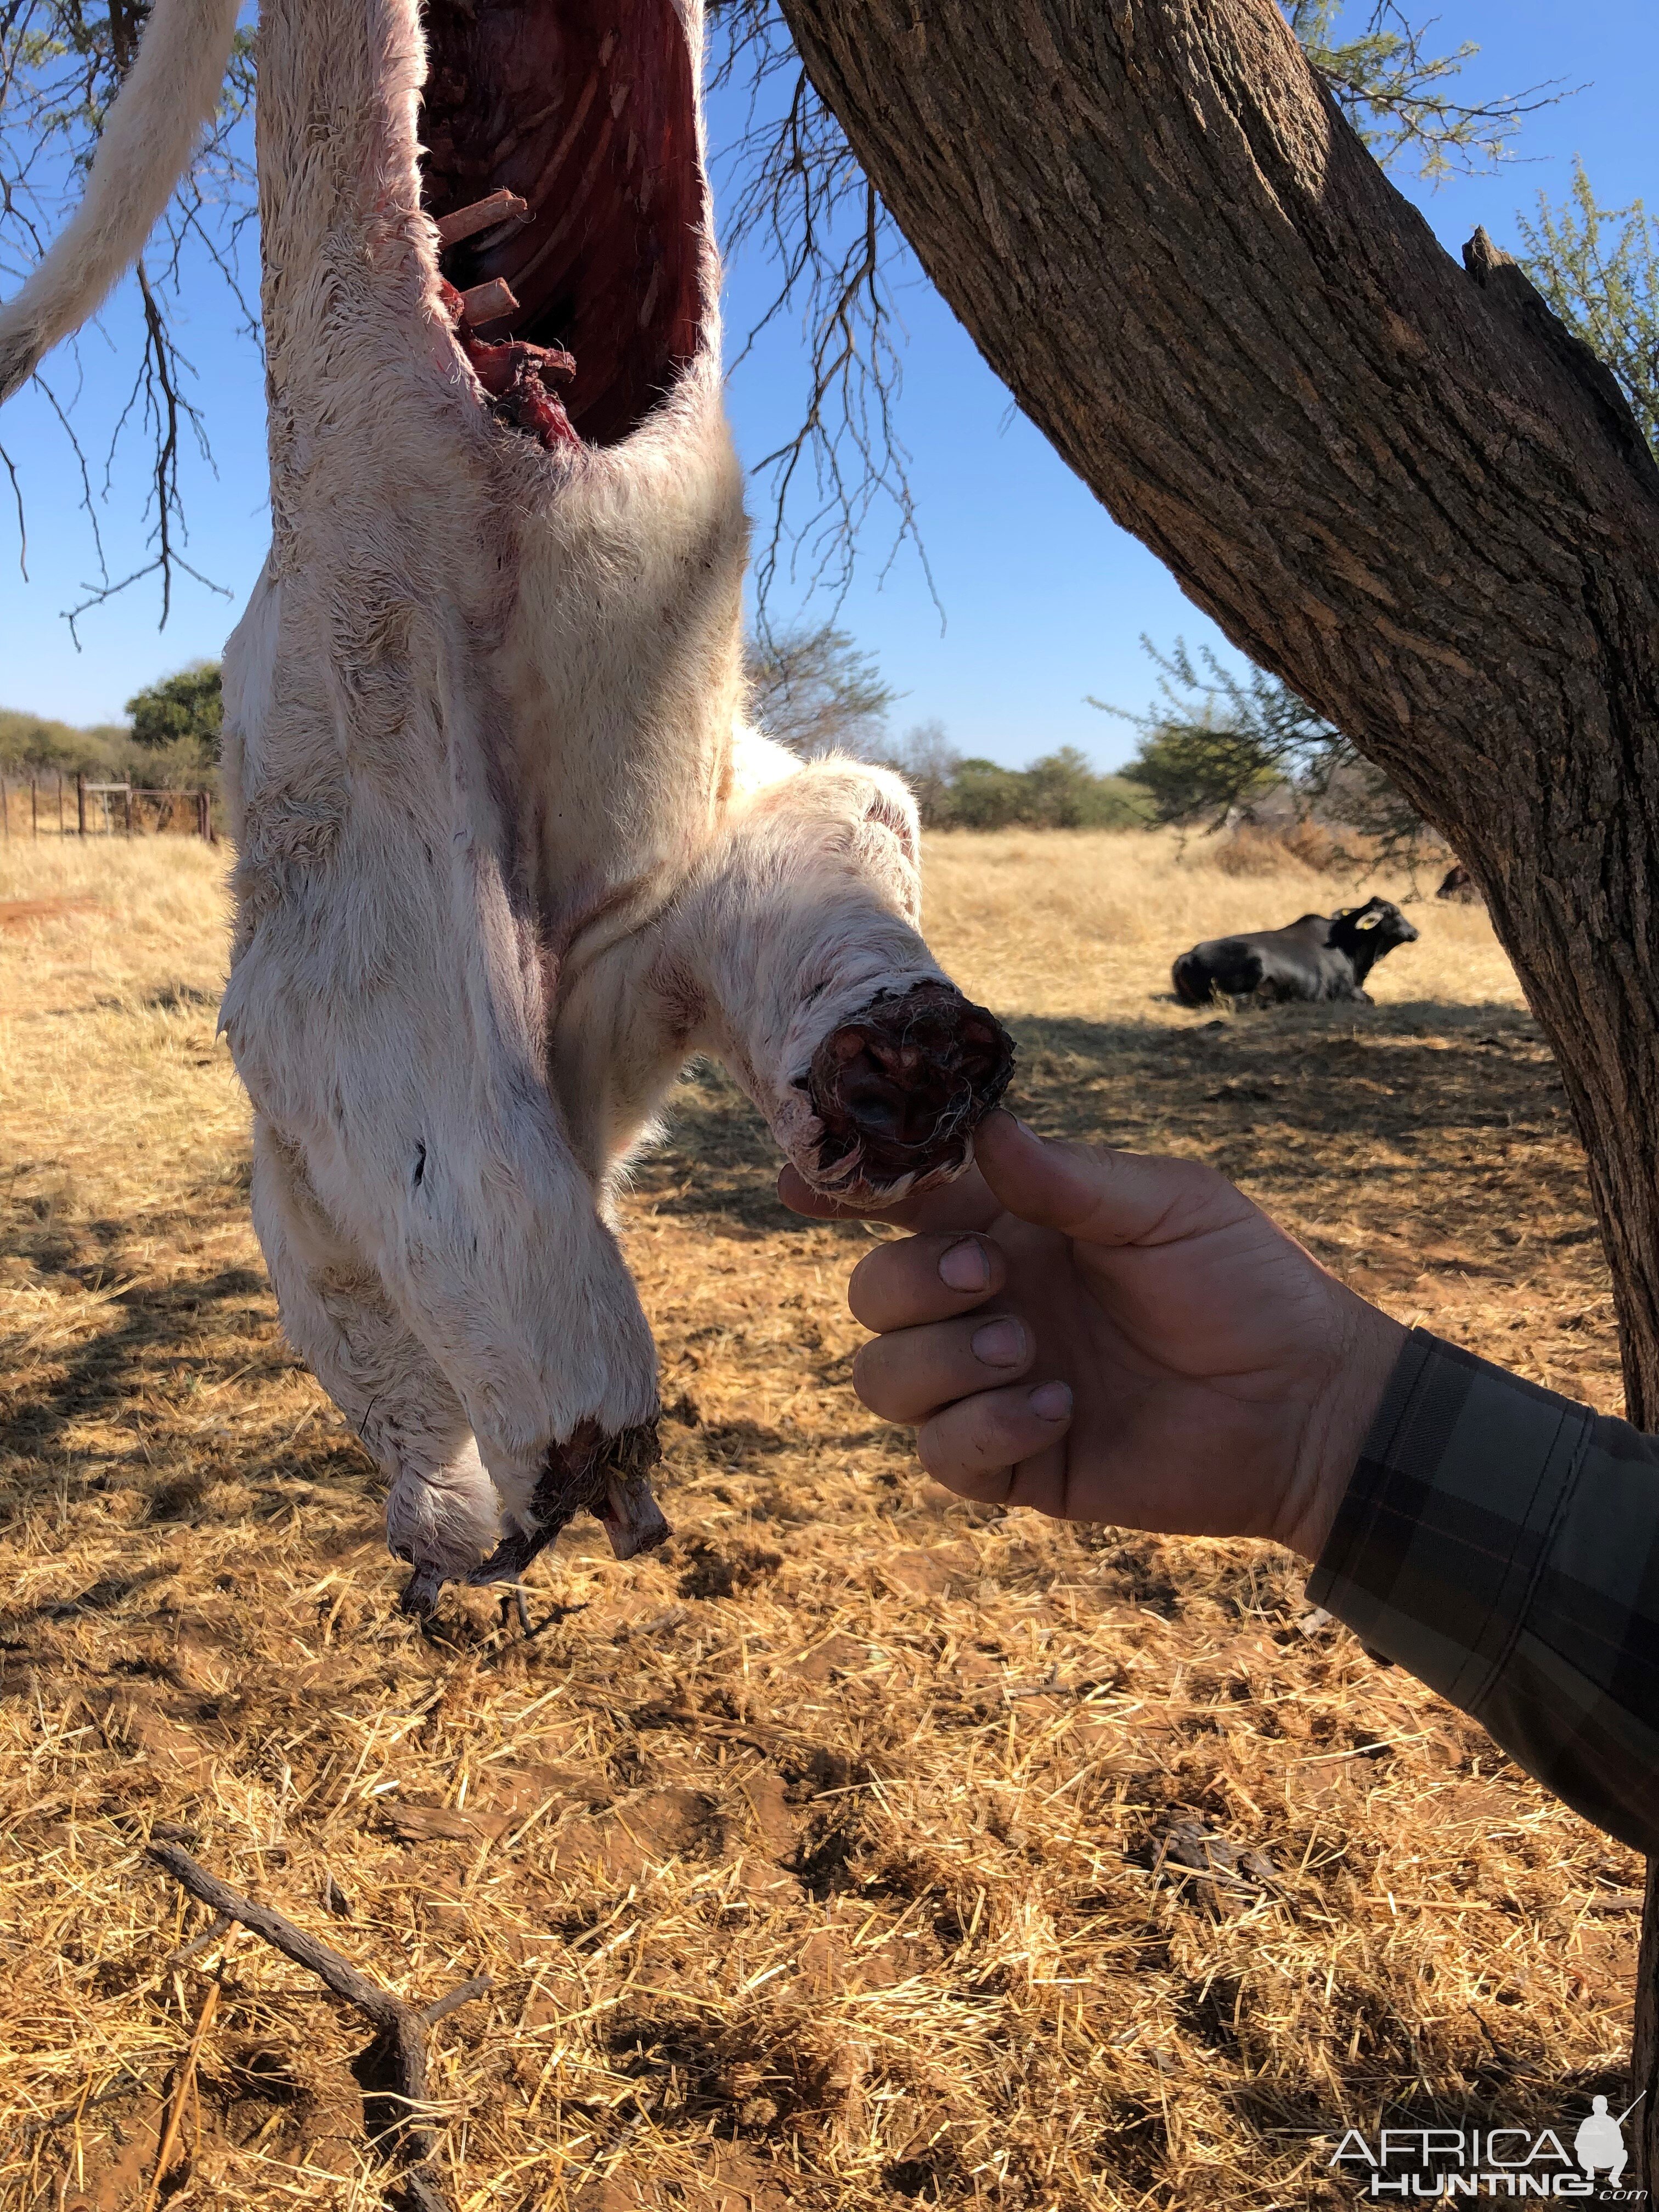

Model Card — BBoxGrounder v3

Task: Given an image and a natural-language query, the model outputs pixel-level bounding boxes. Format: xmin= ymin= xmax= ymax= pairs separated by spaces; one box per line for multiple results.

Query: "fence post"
xmin=1 ymin=774 xmax=8 ymax=840
xmin=76 ymin=772 xmax=86 ymax=836
xmin=31 ymin=777 xmax=37 ymax=837
xmin=58 ymin=771 xmax=64 ymax=836
xmin=123 ymin=784 xmax=133 ymax=836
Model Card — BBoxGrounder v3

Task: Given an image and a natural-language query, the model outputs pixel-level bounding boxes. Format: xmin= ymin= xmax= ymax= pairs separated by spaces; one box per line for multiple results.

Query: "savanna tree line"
xmin=7 ymin=622 xmax=1432 ymax=849
xmin=748 ymin=622 xmax=1442 ymax=861
xmin=0 ymin=661 xmax=221 ymax=783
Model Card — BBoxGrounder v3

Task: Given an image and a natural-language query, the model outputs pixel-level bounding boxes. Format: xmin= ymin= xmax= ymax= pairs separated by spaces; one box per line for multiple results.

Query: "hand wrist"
xmin=1278 ymin=1301 xmax=1407 ymax=1562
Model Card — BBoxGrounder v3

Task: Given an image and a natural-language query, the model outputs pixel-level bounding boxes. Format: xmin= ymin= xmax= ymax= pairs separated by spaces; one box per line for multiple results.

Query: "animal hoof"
xmin=597 ymin=1463 xmax=673 ymax=1559
xmin=803 ymin=981 xmax=1014 ymax=1198
xmin=398 ymin=1563 xmax=447 ymax=1618
xmin=470 ymin=1418 xmax=668 ymax=1584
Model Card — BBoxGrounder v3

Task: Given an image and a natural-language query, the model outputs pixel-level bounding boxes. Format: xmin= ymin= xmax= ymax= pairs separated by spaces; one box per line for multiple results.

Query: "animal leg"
xmin=223 ymin=572 xmax=671 ymax=1609
xmin=252 ymin=1119 xmax=501 ymax=1612
xmin=253 ymin=1114 xmax=667 ymax=1607
xmin=650 ymin=752 xmax=1014 ymax=1201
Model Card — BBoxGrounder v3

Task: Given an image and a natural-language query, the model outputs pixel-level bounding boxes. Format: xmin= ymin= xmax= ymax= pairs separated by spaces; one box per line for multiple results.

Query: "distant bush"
xmin=1118 ymin=719 xmax=1282 ymax=827
xmin=742 ymin=622 xmax=1154 ymax=832
xmin=865 ymin=729 xmax=1148 ymax=832
xmin=940 ymin=746 xmax=1147 ymax=831
xmin=945 ymin=756 xmax=1029 ymax=830
xmin=1098 ymin=635 xmax=1441 ymax=877
xmin=0 ymin=707 xmax=129 ymax=777
xmin=127 ymin=662 xmax=223 ymax=761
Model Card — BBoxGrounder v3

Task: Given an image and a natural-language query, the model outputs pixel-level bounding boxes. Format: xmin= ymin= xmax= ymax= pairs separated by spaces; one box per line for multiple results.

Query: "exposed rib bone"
xmin=433 ymin=190 xmax=528 ymax=247
xmin=458 ymin=277 xmax=518 ymax=326
xmin=505 ymin=109 xmax=617 ymax=294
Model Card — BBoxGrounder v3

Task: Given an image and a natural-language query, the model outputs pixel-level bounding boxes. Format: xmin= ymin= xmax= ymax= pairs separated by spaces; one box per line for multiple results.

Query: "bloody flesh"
xmin=420 ymin=0 xmax=703 ymax=448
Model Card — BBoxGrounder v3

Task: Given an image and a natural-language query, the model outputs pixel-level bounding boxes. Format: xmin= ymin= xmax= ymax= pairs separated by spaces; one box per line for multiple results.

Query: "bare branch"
xmin=0 ymin=432 xmax=23 ymax=572
xmin=0 ymin=0 xmax=255 ymax=625
xmin=34 ymin=360 xmax=109 ymax=582
xmin=708 ymin=0 xmax=935 ymax=625
xmin=61 ymin=253 xmax=230 ymax=641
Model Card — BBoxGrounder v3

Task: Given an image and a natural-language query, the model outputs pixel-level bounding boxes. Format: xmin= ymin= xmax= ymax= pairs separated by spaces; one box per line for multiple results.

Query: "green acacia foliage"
xmin=1286 ymin=0 xmax=1560 ymax=180
xmin=1101 ymin=636 xmax=1434 ymax=871
xmin=1120 ymin=721 xmax=1283 ymax=829
xmin=1097 ymin=640 xmax=1335 ymax=830
xmin=1518 ymin=161 xmax=1659 ymax=457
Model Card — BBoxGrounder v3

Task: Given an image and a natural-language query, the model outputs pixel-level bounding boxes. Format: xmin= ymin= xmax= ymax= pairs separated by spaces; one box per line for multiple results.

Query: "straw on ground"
xmin=0 ymin=830 xmax=1636 ymax=2209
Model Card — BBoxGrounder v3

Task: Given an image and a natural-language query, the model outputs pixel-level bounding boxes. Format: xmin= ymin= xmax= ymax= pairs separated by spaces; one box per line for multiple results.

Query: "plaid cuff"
xmin=1307 ymin=1329 xmax=1659 ymax=1853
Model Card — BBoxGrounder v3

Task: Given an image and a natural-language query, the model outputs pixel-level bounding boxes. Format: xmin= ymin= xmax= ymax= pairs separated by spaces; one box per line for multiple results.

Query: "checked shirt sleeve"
xmin=1306 ymin=1328 xmax=1659 ymax=1854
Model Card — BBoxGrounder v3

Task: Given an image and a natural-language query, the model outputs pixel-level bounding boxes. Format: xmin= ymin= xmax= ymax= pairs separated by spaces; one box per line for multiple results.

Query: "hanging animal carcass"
xmin=0 ymin=0 xmax=1014 ymax=1610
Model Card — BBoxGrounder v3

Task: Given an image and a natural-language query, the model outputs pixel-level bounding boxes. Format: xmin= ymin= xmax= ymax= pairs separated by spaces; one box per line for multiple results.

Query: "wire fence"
xmin=0 ymin=773 xmax=217 ymax=841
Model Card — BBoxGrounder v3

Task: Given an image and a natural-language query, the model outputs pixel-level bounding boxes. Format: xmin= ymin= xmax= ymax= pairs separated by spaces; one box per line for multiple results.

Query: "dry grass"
xmin=0 ymin=828 xmax=1637 ymax=2211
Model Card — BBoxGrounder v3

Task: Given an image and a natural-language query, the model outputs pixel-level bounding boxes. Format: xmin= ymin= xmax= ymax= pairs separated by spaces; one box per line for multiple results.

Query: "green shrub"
xmin=0 ymin=660 xmax=225 ymax=789
xmin=126 ymin=663 xmax=223 ymax=760
xmin=940 ymin=748 xmax=1147 ymax=830
xmin=1120 ymin=719 xmax=1281 ymax=827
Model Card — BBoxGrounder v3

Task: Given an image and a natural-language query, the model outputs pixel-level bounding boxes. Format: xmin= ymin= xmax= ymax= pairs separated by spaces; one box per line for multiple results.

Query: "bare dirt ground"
xmin=0 ymin=831 xmax=1639 ymax=2210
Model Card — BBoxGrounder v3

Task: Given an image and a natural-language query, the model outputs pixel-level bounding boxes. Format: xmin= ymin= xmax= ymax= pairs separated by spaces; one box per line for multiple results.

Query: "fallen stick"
xmin=147 ymin=1844 xmax=489 ymax=2210
xmin=420 ymin=1975 xmax=493 ymax=2029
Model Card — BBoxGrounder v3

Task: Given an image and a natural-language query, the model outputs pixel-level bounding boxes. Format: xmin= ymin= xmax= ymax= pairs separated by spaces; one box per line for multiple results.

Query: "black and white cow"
xmin=1172 ymin=898 xmax=1420 ymax=1008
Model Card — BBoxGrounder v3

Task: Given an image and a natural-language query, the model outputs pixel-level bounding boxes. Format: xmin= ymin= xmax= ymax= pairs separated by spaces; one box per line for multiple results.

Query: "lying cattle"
xmin=1436 ymin=863 xmax=1483 ymax=904
xmin=1 ymin=0 xmax=1014 ymax=1612
xmin=1172 ymin=898 xmax=1420 ymax=1008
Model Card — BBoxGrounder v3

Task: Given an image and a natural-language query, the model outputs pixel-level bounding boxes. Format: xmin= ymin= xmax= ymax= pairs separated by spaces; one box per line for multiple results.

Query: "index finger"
xmin=848 ymin=1231 xmax=1007 ymax=1333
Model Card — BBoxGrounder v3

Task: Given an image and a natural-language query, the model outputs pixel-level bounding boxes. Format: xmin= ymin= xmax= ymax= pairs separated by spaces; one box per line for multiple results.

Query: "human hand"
xmin=780 ymin=1113 xmax=1404 ymax=1560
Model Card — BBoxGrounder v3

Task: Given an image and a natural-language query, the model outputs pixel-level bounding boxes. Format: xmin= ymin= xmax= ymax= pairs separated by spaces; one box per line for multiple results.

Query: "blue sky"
xmin=0 ymin=2 xmax=1651 ymax=765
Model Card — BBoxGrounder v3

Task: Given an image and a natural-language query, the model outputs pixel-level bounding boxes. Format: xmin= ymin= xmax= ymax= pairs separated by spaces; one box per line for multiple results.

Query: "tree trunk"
xmin=776 ymin=0 xmax=1659 ymax=2172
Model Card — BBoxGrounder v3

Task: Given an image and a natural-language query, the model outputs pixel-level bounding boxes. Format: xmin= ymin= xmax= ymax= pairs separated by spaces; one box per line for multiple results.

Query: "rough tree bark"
xmin=775 ymin=0 xmax=1659 ymax=2170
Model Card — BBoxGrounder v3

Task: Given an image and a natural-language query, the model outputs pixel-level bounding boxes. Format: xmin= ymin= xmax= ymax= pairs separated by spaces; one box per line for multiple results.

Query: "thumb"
xmin=972 ymin=1113 xmax=1251 ymax=1249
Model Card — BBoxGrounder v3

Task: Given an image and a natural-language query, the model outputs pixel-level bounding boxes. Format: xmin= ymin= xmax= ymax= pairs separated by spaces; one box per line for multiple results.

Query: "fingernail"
xmin=939 ymin=1237 xmax=990 ymax=1292
xmin=1029 ymin=1381 xmax=1072 ymax=1422
xmin=971 ymin=1317 xmax=1025 ymax=1368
